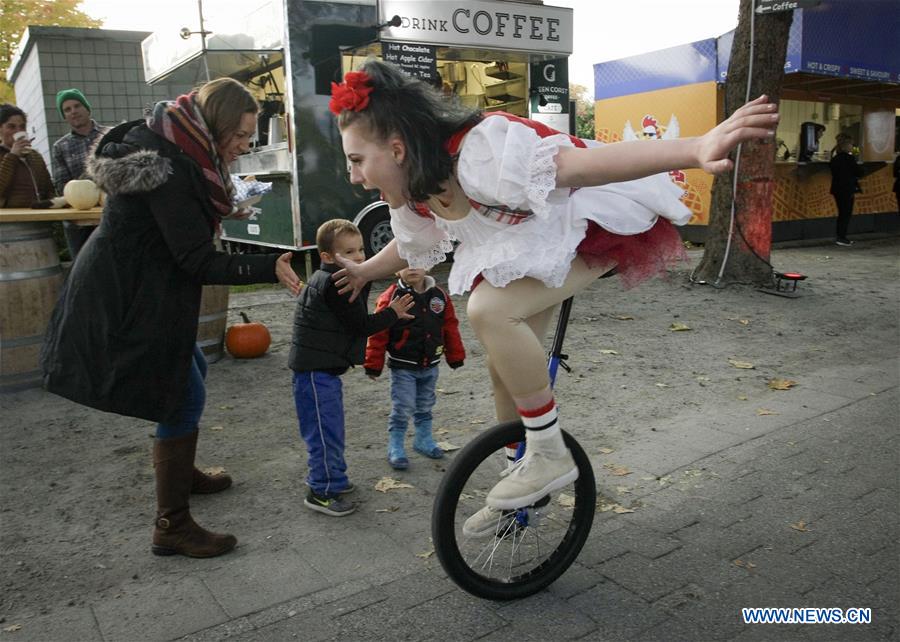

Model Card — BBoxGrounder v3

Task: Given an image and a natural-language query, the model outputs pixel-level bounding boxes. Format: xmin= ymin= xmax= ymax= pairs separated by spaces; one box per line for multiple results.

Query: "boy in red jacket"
xmin=365 ymin=267 xmax=465 ymax=469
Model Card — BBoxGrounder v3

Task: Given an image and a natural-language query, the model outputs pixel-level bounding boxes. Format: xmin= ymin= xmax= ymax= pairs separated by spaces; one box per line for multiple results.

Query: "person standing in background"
xmin=0 ymin=103 xmax=54 ymax=208
xmin=829 ymin=134 xmax=864 ymax=247
xmin=52 ymin=88 xmax=110 ymax=258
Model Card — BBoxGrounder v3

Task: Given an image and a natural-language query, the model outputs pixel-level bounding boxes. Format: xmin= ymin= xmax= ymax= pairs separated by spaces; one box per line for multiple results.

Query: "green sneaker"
xmin=304 ymin=491 xmax=356 ymax=517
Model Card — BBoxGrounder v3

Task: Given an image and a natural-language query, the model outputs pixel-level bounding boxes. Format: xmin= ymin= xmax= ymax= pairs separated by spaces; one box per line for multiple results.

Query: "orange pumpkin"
xmin=225 ymin=312 xmax=271 ymax=358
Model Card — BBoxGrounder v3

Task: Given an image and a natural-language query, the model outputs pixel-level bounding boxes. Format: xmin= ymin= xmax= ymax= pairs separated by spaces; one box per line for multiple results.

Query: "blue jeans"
xmin=156 ymin=344 xmax=207 ymax=439
xmin=388 ymin=367 xmax=439 ymax=438
xmin=292 ymin=371 xmax=349 ymax=497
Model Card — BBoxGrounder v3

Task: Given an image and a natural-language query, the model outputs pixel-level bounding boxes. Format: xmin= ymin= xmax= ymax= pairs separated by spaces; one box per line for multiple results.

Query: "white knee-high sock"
xmin=519 ymin=399 xmax=567 ymax=458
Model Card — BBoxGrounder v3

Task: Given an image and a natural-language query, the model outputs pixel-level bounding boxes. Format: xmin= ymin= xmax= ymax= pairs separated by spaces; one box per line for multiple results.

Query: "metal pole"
xmin=198 ymin=0 xmax=211 ymax=81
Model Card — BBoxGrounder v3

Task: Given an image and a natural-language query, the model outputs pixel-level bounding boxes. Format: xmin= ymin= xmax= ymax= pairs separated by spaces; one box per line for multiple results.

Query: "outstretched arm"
xmin=333 ymin=238 xmax=407 ymax=302
xmin=555 ymin=96 xmax=779 ymax=188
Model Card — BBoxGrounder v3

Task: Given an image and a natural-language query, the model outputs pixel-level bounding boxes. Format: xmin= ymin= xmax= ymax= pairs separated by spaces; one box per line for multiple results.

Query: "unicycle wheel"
xmin=432 ymin=420 xmax=596 ymax=600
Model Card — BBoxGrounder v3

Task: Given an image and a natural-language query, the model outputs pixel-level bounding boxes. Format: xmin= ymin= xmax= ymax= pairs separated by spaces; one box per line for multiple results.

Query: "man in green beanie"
xmin=52 ymin=88 xmax=109 ymax=258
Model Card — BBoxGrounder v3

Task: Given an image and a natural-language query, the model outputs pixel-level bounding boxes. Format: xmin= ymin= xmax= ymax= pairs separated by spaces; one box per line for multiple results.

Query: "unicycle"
xmin=432 ymin=297 xmax=596 ymax=600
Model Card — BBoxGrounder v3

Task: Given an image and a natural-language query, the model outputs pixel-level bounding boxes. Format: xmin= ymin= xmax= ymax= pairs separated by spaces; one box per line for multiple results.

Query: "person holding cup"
xmin=0 ymin=104 xmax=54 ymax=208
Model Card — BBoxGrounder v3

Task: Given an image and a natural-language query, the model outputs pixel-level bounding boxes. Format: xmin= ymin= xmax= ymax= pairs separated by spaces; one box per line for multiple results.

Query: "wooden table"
xmin=0 ymin=207 xmax=102 ymax=225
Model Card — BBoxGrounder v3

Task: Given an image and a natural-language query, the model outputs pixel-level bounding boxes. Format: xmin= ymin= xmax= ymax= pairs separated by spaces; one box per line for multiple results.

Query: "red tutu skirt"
xmin=471 ymin=217 xmax=686 ymax=291
xmin=576 ymin=218 xmax=687 ymax=289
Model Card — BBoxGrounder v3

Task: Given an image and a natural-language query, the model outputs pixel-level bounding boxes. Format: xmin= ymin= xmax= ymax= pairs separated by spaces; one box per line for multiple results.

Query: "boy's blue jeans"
xmin=388 ymin=366 xmax=439 ymax=439
xmin=292 ymin=370 xmax=349 ymax=498
xmin=156 ymin=344 xmax=207 ymax=439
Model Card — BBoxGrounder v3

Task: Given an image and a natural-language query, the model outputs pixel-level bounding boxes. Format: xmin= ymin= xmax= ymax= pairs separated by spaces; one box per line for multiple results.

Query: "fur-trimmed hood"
xmin=86 ymin=121 xmax=173 ymax=196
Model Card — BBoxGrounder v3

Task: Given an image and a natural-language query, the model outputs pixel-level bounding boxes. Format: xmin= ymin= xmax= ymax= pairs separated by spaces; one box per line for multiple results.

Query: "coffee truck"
xmin=141 ymin=0 xmax=573 ymax=269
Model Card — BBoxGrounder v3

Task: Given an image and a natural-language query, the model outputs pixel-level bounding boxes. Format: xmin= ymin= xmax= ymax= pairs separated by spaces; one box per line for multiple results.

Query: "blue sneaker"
xmin=304 ymin=491 xmax=356 ymax=517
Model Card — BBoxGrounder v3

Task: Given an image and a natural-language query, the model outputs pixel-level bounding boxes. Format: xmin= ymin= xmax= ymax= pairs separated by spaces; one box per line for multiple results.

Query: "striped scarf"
xmin=146 ymin=93 xmax=235 ymax=218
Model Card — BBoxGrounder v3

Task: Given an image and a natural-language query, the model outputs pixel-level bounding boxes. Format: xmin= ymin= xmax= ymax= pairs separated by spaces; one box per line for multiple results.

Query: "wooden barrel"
xmin=196 ymin=285 xmax=229 ymax=363
xmin=0 ymin=223 xmax=64 ymax=392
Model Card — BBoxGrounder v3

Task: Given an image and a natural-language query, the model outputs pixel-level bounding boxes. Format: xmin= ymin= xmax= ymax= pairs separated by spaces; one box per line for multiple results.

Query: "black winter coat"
xmin=288 ymin=263 xmax=398 ymax=374
xmin=830 ymin=152 xmax=863 ymax=197
xmin=40 ymin=121 xmax=279 ymax=422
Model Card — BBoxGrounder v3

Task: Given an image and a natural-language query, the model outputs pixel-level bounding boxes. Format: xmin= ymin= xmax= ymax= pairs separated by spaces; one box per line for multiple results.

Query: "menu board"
xmin=381 ymin=42 xmax=438 ymax=83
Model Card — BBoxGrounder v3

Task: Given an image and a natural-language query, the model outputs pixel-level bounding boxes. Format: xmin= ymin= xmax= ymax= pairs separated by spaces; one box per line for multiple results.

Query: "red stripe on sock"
xmin=517 ymin=399 xmax=556 ymax=418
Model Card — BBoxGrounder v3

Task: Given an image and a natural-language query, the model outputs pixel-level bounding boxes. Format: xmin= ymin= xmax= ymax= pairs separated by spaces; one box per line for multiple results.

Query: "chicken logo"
xmin=623 ymin=113 xmax=687 ymax=184
xmin=624 ymin=113 xmax=679 ymax=141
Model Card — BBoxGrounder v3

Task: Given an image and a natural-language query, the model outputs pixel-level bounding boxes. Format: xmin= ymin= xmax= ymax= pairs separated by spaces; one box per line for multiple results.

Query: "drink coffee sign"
xmin=381 ymin=42 xmax=438 ymax=82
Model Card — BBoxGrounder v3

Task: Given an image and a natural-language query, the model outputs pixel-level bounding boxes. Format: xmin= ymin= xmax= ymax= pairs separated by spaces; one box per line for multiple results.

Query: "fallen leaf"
xmin=737 ymin=394 xmax=748 ymax=401
xmin=612 ymin=505 xmax=635 ymax=514
xmin=436 ymin=441 xmax=460 ymax=452
xmin=739 ymin=319 xmax=751 ymax=325
xmin=728 ymin=359 xmax=755 ymax=369
xmin=469 ymin=419 xmax=486 ymax=425
xmin=613 ymin=315 xmax=635 ymax=321
xmin=374 ymin=477 xmax=414 ymax=493
xmin=604 ymin=463 xmax=632 ymax=477
xmin=375 ymin=506 xmax=398 ymax=513
xmin=415 ymin=549 xmax=434 ymax=559
xmin=202 ymin=466 xmax=226 ymax=476
xmin=598 ymin=447 xmax=614 ymax=454
xmin=209 ymin=425 xmax=224 ymax=431
xmin=600 ymin=349 xmax=619 ymax=355
xmin=615 ymin=486 xmax=631 ymax=494
xmin=3 ymin=625 xmax=22 ymax=632
xmin=655 ymin=382 xmax=670 ymax=388
xmin=734 ymin=559 xmax=756 ymax=571
xmin=669 ymin=322 xmax=691 ymax=331
xmin=218 ymin=405 xmax=233 ymax=410
xmin=756 ymin=408 xmax=778 ymax=416
xmin=790 ymin=520 xmax=810 ymax=532
xmin=768 ymin=378 xmax=798 ymax=390
xmin=557 ymin=493 xmax=576 ymax=508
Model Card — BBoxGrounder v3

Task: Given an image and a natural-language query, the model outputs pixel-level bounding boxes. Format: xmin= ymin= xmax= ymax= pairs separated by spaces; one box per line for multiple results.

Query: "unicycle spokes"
xmin=432 ymin=421 xmax=596 ymax=599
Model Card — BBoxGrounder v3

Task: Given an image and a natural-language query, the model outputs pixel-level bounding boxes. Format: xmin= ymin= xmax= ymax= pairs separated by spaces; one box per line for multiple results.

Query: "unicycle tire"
xmin=432 ymin=420 xmax=596 ymax=600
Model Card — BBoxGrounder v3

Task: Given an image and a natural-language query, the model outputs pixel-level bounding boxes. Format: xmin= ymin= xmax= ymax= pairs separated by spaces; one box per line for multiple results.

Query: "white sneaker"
xmin=462 ymin=505 xmax=510 ymax=538
xmin=486 ymin=450 xmax=578 ymax=510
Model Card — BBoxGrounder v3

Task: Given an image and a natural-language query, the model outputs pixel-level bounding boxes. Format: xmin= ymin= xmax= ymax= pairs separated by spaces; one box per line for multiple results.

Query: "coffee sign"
xmin=530 ymin=59 xmax=569 ymax=115
xmin=379 ymin=0 xmax=573 ymax=55
xmin=755 ymin=0 xmax=822 ymax=13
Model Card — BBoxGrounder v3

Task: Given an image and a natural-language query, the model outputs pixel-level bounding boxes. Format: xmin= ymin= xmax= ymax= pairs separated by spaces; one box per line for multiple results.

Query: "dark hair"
xmin=0 ymin=104 xmax=26 ymax=126
xmin=316 ymin=218 xmax=360 ymax=254
xmin=196 ymin=78 xmax=258 ymax=145
xmin=336 ymin=59 xmax=482 ymax=202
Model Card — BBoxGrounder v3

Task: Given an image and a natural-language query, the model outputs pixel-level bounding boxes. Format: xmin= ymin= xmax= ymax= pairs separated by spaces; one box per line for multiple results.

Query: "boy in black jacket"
xmin=290 ymin=220 xmax=413 ymax=516
xmin=365 ymin=267 xmax=465 ymax=469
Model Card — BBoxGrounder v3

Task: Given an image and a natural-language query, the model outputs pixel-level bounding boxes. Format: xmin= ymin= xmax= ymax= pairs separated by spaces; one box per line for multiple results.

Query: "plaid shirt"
xmin=51 ymin=120 xmax=110 ymax=193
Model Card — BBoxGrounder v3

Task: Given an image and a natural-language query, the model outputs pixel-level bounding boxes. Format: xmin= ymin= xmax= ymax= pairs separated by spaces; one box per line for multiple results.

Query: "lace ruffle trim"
xmin=523 ymin=136 xmax=568 ymax=219
xmin=398 ymin=238 xmax=455 ymax=270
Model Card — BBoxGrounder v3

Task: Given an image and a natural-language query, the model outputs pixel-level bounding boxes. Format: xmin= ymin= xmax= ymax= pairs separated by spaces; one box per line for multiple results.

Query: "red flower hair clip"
xmin=329 ymin=71 xmax=374 ymax=115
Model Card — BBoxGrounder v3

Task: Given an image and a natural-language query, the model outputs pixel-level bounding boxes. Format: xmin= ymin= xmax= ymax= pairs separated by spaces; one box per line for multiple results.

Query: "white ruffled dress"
xmin=390 ymin=115 xmax=692 ymax=296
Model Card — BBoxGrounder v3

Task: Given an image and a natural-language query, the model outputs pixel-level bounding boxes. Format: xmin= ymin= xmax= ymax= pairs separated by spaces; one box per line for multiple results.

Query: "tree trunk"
xmin=693 ymin=0 xmax=793 ymax=286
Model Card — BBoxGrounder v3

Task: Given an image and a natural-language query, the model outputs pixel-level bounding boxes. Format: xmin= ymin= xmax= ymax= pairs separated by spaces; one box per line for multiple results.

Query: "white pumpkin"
xmin=64 ymin=179 xmax=101 ymax=210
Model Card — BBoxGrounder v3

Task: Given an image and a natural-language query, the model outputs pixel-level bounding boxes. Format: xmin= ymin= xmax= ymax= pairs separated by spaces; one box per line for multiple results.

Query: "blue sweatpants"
xmin=292 ymin=370 xmax=349 ymax=497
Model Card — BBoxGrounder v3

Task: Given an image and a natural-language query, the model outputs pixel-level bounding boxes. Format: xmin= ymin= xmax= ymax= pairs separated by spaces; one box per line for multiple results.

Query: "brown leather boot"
xmin=191 ymin=467 xmax=233 ymax=494
xmin=185 ymin=431 xmax=233 ymax=494
xmin=152 ymin=433 xmax=237 ymax=558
